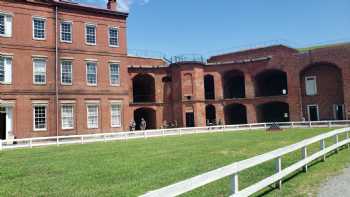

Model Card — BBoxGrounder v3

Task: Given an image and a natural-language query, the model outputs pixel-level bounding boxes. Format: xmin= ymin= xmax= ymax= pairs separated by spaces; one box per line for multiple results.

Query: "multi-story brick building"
xmin=0 ymin=0 xmax=350 ymax=140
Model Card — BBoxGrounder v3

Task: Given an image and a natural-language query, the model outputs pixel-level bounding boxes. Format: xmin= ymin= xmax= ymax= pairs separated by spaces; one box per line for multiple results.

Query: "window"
xmin=61 ymin=61 xmax=72 ymax=85
xmin=110 ymin=63 xmax=120 ymax=85
xmin=305 ymin=76 xmax=317 ymax=96
xmin=111 ymin=103 xmax=122 ymax=127
xmin=61 ymin=105 xmax=74 ymax=129
xmin=0 ymin=13 xmax=12 ymax=37
xmin=33 ymin=17 xmax=46 ymax=40
xmin=0 ymin=56 xmax=12 ymax=84
xmin=60 ymin=22 xmax=72 ymax=42
xmin=33 ymin=59 xmax=46 ymax=84
xmin=33 ymin=104 xmax=47 ymax=131
xmin=85 ymin=24 xmax=96 ymax=45
xmin=87 ymin=104 xmax=99 ymax=129
xmin=86 ymin=62 xmax=97 ymax=85
xmin=109 ymin=27 xmax=119 ymax=47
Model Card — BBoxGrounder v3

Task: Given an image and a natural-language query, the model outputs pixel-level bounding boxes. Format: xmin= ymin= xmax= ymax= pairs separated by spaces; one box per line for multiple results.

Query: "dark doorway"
xmin=134 ymin=108 xmax=156 ymax=130
xmin=258 ymin=102 xmax=290 ymax=123
xmin=132 ymin=74 xmax=156 ymax=103
xmin=223 ymin=70 xmax=245 ymax=99
xmin=224 ymin=104 xmax=247 ymax=125
xmin=205 ymin=105 xmax=216 ymax=125
xmin=204 ymin=75 xmax=215 ymax=100
xmin=334 ymin=105 xmax=345 ymax=120
xmin=0 ymin=113 xmax=6 ymax=140
xmin=186 ymin=112 xmax=195 ymax=127
xmin=255 ymin=70 xmax=288 ymax=97
xmin=307 ymin=105 xmax=319 ymax=121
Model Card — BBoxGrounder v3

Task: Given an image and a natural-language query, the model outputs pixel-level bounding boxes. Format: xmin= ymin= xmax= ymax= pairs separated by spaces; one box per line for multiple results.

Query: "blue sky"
xmin=80 ymin=0 xmax=350 ymax=57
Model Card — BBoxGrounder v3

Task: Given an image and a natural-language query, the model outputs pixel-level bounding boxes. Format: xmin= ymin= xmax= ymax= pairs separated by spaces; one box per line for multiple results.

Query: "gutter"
xmin=55 ymin=6 xmax=59 ymax=137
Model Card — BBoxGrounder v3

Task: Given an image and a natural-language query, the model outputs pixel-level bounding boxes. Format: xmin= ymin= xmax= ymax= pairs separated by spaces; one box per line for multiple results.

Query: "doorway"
xmin=186 ymin=112 xmax=195 ymax=127
xmin=0 ymin=112 xmax=6 ymax=140
xmin=334 ymin=104 xmax=345 ymax=120
xmin=307 ymin=105 xmax=319 ymax=121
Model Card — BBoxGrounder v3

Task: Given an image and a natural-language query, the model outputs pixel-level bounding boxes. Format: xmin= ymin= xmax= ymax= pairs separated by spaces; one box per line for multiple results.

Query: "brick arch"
xmin=222 ymin=69 xmax=245 ymax=99
xmin=132 ymin=73 xmax=156 ymax=103
xmin=133 ymin=107 xmax=156 ymax=130
xmin=257 ymin=101 xmax=290 ymax=123
xmin=224 ymin=103 xmax=247 ymax=125
xmin=254 ymin=69 xmax=288 ymax=97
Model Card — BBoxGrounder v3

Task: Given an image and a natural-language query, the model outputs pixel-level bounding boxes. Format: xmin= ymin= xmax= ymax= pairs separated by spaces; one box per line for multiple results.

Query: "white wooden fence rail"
xmin=140 ymin=127 xmax=350 ymax=197
xmin=0 ymin=120 xmax=350 ymax=151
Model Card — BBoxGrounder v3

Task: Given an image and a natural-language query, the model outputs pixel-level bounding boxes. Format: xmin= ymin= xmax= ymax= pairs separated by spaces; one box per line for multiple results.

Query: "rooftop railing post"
xmin=301 ymin=146 xmax=308 ymax=172
xmin=231 ymin=173 xmax=239 ymax=195
xmin=275 ymin=157 xmax=282 ymax=189
xmin=320 ymin=139 xmax=326 ymax=161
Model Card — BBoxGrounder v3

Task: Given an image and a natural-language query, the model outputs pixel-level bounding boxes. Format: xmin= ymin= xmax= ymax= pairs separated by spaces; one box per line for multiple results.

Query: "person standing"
xmin=140 ymin=118 xmax=147 ymax=130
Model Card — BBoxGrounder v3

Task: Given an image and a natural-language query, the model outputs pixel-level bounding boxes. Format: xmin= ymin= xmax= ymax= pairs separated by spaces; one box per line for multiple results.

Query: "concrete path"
xmin=318 ymin=167 xmax=350 ymax=197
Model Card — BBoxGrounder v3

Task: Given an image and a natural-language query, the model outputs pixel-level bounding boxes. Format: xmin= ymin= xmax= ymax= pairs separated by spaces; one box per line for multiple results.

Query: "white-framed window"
xmin=0 ymin=12 xmax=12 ymax=37
xmin=109 ymin=63 xmax=120 ymax=86
xmin=33 ymin=17 xmax=46 ymax=40
xmin=33 ymin=104 xmax=47 ymax=131
xmin=305 ymin=76 xmax=317 ymax=96
xmin=61 ymin=60 xmax=72 ymax=85
xmin=61 ymin=104 xmax=74 ymax=129
xmin=85 ymin=24 xmax=96 ymax=45
xmin=109 ymin=27 xmax=119 ymax=47
xmin=86 ymin=62 xmax=97 ymax=85
xmin=307 ymin=104 xmax=320 ymax=121
xmin=33 ymin=58 xmax=46 ymax=84
xmin=110 ymin=103 xmax=122 ymax=128
xmin=60 ymin=21 xmax=72 ymax=43
xmin=0 ymin=56 xmax=12 ymax=84
xmin=87 ymin=104 xmax=99 ymax=129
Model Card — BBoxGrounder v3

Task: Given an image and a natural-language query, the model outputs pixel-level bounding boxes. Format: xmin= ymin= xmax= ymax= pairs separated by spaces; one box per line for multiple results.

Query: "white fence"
xmin=1 ymin=120 xmax=350 ymax=151
xmin=140 ymin=126 xmax=350 ymax=197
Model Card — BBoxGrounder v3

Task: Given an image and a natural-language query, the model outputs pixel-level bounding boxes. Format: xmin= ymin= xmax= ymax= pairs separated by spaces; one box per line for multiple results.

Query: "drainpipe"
xmin=55 ymin=6 xmax=59 ymax=137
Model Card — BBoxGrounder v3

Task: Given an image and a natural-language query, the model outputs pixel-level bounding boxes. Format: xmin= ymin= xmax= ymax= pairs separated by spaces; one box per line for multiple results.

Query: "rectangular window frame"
xmin=61 ymin=104 xmax=74 ymax=130
xmin=33 ymin=103 xmax=48 ymax=131
xmin=0 ymin=55 xmax=12 ymax=84
xmin=0 ymin=11 xmax=13 ymax=37
xmin=86 ymin=61 xmax=97 ymax=86
xmin=33 ymin=58 xmax=47 ymax=85
xmin=60 ymin=60 xmax=73 ymax=85
xmin=109 ymin=63 xmax=120 ymax=86
xmin=85 ymin=23 xmax=96 ymax=45
xmin=60 ymin=21 xmax=73 ymax=43
xmin=110 ymin=102 xmax=122 ymax=128
xmin=108 ymin=27 xmax=119 ymax=47
xmin=32 ymin=16 xmax=46 ymax=40
xmin=305 ymin=76 xmax=317 ymax=96
xmin=86 ymin=104 xmax=99 ymax=129
xmin=307 ymin=104 xmax=320 ymax=122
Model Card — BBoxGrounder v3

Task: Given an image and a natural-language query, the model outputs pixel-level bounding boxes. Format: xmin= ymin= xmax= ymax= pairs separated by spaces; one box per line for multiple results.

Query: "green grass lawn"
xmin=1 ymin=128 xmax=349 ymax=197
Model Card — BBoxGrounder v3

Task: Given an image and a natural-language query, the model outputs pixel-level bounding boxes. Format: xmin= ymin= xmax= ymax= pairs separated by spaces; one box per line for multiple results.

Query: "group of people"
xmin=161 ymin=120 xmax=178 ymax=129
xmin=129 ymin=118 xmax=147 ymax=131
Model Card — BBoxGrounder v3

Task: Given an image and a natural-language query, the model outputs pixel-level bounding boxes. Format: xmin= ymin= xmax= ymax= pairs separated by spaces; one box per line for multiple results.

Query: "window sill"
xmin=33 ymin=83 xmax=47 ymax=86
xmin=0 ymin=34 xmax=12 ymax=38
xmin=33 ymin=38 xmax=46 ymax=41
xmin=33 ymin=129 xmax=47 ymax=132
xmin=109 ymin=45 xmax=120 ymax=48
xmin=85 ymin=42 xmax=96 ymax=46
xmin=87 ymin=84 xmax=97 ymax=87
xmin=61 ymin=83 xmax=73 ymax=86
xmin=0 ymin=82 xmax=12 ymax=85
xmin=60 ymin=40 xmax=72 ymax=44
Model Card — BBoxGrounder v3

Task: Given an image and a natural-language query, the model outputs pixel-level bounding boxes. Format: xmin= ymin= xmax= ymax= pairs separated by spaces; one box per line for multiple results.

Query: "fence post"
xmin=81 ymin=136 xmax=84 ymax=144
xmin=335 ymin=134 xmax=339 ymax=153
xmin=320 ymin=139 xmax=326 ymax=161
xmin=347 ymin=131 xmax=350 ymax=149
xmin=144 ymin=131 xmax=147 ymax=138
xmin=301 ymin=146 xmax=308 ymax=172
xmin=275 ymin=157 xmax=282 ymax=189
xmin=0 ymin=139 xmax=2 ymax=151
xmin=104 ymin=134 xmax=107 ymax=142
xmin=30 ymin=139 xmax=33 ymax=148
xmin=328 ymin=121 xmax=332 ymax=128
xmin=309 ymin=122 xmax=312 ymax=128
xmin=291 ymin=122 xmax=294 ymax=128
xmin=56 ymin=137 xmax=60 ymax=146
xmin=231 ymin=173 xmax=239 ymax=195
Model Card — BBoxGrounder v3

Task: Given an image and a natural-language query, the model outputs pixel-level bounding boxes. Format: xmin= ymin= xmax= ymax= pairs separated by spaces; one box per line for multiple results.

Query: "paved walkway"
xmin=318 ymin=167 xmax=350 ymax=197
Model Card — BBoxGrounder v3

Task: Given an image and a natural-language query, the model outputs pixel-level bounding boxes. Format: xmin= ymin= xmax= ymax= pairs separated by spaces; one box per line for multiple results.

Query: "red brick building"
xmin=0 ymin=0 xmax=350 ymax=140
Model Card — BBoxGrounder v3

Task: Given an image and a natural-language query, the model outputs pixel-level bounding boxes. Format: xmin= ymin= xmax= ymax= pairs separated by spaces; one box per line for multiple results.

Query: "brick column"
xmin=215 ymin=73 xmax=224 ymax=100
xmin=246 ymin=104 xmax=257 ymax=123
xmin=215 ymin=103 xmax=225 ymax=124
xmin=245 ymin=73 xmax=255 ymax=98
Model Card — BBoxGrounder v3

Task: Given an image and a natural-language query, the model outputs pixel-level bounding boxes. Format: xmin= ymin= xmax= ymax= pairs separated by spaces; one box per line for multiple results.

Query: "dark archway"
xmin=224 ymin=104 xmax=247 ymax=125
xmin=204 ymin=75 xmax=215 ymax=100
xmin=205 ymin=105 xmax=216 ymax=125
xmin=134 ymin=108 xmax=156 ymax=130
xmin=132 ymin=74 xmax=155 ymax=103
xmin=257 ymin=102 xmax=290 ymax=123
xmin=255 ymin=70 xmax=288 ymax=97
xmin=223 ymin=70 xmax=245 ymax=99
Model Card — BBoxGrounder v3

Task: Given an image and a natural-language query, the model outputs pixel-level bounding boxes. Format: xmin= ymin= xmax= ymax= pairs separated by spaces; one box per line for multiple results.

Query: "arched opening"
xmin=224 ymin=104 xmax=247 ymax=125
xmin=257 ymin=102 xmax=290 ymax=123
xmin=300 ymin=62 xmax=344 ymax=120
xmin=204 ymin=75 xmax=215 ymax=100
xmin=205 ymin=105 xmax=216 ymax=125
xmin=223 ymin=70 xmax=245 ymax=99
xmin=255 ymin=69 xmax=288 ymax=97
xmin=132 ymin=74 xmax=155 ymax=103
xmin=134 ymin=108 xmax=156 ymax=130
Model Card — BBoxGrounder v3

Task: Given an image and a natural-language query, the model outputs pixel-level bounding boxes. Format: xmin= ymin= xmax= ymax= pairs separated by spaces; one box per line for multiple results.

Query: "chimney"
xmin=107 ymin=0 xmax=117 ymax=11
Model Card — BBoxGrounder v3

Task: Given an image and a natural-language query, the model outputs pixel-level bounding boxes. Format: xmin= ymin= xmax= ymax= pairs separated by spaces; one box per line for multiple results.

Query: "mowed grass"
xmin=1 ymin=128 xmax=349 ymax=197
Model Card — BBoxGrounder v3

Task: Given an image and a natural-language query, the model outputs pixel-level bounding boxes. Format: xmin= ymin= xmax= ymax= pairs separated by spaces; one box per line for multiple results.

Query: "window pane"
xmin=33 ymin=19 xmax=45 ymax=39
xmin=87 ymin=63 xmax=97 ymax=85
xmin=61 ymin=22 xmax=72 ymax=42
xmin=61 ymin=61 xmax=72 ymax=84
xmin=110 ymin=64 xmax=120 ymax=85
xmin=61 ymin=105 xmax=74 ymax=129
xmin=0 ymin=15 xmax=5 ymax=35
xmin=109 ymin=28 xmax=119 ymax=46
xmin=111 ymin=104 xmax=121 ymax=127
xmin=86 ymin=25 xmax=96 ymax=44
xmin=87 ymin=105 xmax=98 ymax=128
xmin=34 ymin=105 xmax=46 ymax=130
xmin=306 ymin=77 xmax=317 ymax=96
xmin=33 ymin=59 xmax=46 ymax=84
xmin=0 ymin=57 xmax=4 ymax=82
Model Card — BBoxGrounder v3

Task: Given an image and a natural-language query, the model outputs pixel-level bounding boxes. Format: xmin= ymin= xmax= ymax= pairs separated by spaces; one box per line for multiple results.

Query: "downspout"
xmin=55 ymin=6 xmax=59 ymax=137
